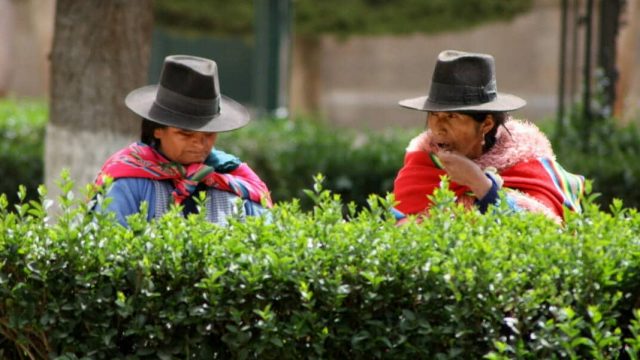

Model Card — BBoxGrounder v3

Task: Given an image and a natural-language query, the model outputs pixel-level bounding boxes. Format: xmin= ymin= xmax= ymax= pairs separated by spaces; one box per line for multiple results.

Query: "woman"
xmin=95 ymin=55 xmax=271 ymax=226
xmin=392 ymin=50 xmax=584 ymax=222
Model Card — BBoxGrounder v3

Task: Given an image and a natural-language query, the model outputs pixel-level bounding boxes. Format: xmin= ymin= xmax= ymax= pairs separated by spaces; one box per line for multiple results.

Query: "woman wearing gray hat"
xmin=95 ymin=55 xmax=271 ymax=226
xmin=392 ymin=50 xmax=584 ymax=223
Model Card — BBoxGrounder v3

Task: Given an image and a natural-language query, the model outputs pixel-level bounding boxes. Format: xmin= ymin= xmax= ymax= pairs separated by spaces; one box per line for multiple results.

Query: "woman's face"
xmin=153 ymin=126 xmax=218 ymax=165
xmin=427 ymin=111 xmax=494 ymax=159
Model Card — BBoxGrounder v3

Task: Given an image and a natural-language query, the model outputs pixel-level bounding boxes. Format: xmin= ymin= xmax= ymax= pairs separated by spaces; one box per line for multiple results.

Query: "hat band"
xmin=154 ymin=85 xmax=220 ymax=117
xmin=429 ymin=81 xmax=497 ymax=105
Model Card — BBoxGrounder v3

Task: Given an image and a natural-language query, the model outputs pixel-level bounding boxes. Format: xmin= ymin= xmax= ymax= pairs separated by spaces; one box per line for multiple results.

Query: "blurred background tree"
xmin=154 ymin=0 xmax=533 ymax=114
xmin=45 ymin=0 xmax=153 ymax=200
xmin=154 ymin=1 xmax=253 ymax=37
xmin=154 ymin=0 xmax=532 ymax=36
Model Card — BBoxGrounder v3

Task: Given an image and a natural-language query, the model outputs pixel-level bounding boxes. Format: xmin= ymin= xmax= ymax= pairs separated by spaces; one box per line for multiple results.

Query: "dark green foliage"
xmin=153 ymin=0 xmax=533 ymax=36
xmin=0 ymin=100 xmax=47 ymax=206
xmin=0 ymin=100 xmax=409 ymax=210
xmin=294 ymin=0 xmax=533 ymax=36
xmin=2 ymin=96 xmax=640 ymax=213
xmin=547 ymin=116 xmax=640 ymax=210
xmin=3 ymin=176 xmax=640 ymax=358
xmin=154 ymin=0 xmax=254 ymax=37
xmin=218 ymin=118 xmax=413 ymax=210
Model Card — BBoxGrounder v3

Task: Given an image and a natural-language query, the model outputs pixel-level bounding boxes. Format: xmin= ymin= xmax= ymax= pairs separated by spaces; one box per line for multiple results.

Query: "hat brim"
xmin=399 ymin=92 xmax=526 ymax=113
xmin=125 ymin=85 xmax=250 ymax=132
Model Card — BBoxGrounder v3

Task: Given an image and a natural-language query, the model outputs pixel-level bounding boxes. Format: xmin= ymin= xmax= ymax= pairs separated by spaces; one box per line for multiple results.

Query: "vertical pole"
xmin=597 ymin=0 xmax=622 ymax=118
xmin=254 ymin=0 xmax=292 ymax=119
xmin=582 ymin=0 xmax=594 ymax=142
xmin=569 ymin=0 xmax=580 ymax=109
xmin=557 ymin=0 xmax=569 ymax=139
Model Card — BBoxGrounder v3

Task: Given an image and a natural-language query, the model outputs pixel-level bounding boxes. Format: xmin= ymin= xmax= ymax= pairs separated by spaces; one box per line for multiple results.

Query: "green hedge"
xmin=0 ymin=100 xmax=412 ymax=210
xmin=219 ymin=119 xmax=413 ymax=210
xmin=2 ymin=177 xmax=640 ymax=358
xmin=0 ymin=100 xmax=47 ymax=206
xmin=548 ymin=118 xmax=640 ymax=210
xmin=2 ymin=99 xmax=640 ymax=211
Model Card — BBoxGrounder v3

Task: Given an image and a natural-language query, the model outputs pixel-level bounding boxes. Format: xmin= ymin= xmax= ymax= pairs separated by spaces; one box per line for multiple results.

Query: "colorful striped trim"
xmin=539 ymin=158 xmax=585 ymax=212
xmin=96 ymin=143 xmax=271 ymax=206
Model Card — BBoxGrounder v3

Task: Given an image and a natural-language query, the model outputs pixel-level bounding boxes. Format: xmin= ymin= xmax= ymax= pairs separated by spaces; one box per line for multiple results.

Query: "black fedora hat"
xmin=399 ymin=50 xmax=526 ymax=112
xmin=125 ymin=55 xmax=250 ymax=132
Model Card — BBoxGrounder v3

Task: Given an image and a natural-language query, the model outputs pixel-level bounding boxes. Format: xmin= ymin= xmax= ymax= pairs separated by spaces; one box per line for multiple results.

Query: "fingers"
xmin=435 ymin=150 xmax=465 ymax=168
xmin=434 ymin=151 xmax=483 ymax=185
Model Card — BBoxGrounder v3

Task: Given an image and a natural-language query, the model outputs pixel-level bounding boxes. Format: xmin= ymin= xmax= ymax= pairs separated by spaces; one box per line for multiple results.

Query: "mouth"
xmin=186 ymin=149 xmax=206 ymax=154
xmin=186 ymin=151 xmax=208 ymax=159
xmin=433 ymin=141 xmax=452 ymax=152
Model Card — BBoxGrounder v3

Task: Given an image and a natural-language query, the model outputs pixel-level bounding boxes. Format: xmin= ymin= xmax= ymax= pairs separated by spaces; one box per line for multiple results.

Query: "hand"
xmin=435 ymin=150 xmax=492 ymax=199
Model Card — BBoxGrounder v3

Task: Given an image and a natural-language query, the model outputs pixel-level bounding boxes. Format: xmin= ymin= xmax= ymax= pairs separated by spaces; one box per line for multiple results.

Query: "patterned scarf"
xmin=393 ymin=150 xmax=584 ymax=219
xmin=96 ymin=143 xmax=271 ymax=206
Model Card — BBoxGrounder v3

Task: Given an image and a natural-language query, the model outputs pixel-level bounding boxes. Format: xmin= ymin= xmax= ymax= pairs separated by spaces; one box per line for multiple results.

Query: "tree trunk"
xmin=615 ymin=0 xmax=638 ymax=122
xmin=27 ymin=0 xmax=55 ymax=99
xmin=0 ymin=0 xmax=15 ymax=97
xmin=45 ymin=0 xmax=153 ymax=198
xmin=289 ymin=35 xmax=322 ymax=117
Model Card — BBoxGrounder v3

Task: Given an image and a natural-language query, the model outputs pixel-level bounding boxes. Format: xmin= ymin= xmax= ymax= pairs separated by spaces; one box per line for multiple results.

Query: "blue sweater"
xmin=101 ymin=178 xmax=266 ymax=226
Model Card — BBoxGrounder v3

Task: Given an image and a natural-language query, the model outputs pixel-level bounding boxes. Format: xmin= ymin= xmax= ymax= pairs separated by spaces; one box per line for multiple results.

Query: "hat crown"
xmin=159 ymin=55 xmax=220 ymax=100
xmin=426 ymin=50 xmax=498 ymax=106
xmin=432 ymin=50 xmax=495 ymax=88
xmin=151 ymin=55 xmax=222 ymax=119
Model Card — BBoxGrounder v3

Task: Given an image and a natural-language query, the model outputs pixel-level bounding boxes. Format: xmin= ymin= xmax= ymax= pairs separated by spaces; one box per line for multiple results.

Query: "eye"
xmin=430 ymin=112 xmax=446 ymax=121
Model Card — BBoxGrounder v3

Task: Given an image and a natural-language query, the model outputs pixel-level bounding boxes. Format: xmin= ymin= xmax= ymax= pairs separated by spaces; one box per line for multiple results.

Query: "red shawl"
xmin=393 ymin=120 xmax=584 ymax=220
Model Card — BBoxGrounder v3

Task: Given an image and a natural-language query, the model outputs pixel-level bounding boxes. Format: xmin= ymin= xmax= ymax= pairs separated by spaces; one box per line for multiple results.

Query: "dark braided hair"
xmin=460 ymin=111 xmax=509 ymax=153
xmin=140 ymin=118 xmax=167 ymax=149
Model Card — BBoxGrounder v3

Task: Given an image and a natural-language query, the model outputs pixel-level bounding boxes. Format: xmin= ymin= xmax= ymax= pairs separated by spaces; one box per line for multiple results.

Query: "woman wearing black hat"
xmin=95 ymin=55 xmax=271 ymax=226
xmin=392 ymin=50 xmax=584 ymax=223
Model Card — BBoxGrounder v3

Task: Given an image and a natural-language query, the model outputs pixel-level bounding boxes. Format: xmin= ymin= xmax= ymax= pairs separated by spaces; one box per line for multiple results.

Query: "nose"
xmin=190 ymin=133 xmax=208 ymax=148
xmin=195 ymin=132 xmax=217 ymax=149
xmin=428 ymin=114 xmax=445 ymax=133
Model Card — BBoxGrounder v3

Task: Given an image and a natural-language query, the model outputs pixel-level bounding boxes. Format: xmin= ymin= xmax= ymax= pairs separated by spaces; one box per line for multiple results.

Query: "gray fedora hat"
xmin=399 ymin=50 xmax=526 ymax=112
xmin=125 ymin=55 xmax=250 ymax=132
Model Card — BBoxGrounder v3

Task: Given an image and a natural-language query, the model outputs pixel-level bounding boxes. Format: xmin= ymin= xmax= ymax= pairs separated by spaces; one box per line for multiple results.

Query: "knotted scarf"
xmin=96 ymin=143 xmax=271 ymax=206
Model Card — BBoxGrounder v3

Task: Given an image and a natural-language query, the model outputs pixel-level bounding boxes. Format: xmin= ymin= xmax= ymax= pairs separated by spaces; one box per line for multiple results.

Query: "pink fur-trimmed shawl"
xmin=393 ymin=119 xmax=584 ymax=221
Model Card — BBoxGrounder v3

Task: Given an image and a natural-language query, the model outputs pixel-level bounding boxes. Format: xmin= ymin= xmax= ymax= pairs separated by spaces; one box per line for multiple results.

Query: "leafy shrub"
xmin=0 ymin=100 xmax=47 ymax=206
xmin=2 ymin=176 xmax=640 ymax=358
xmin=221 ymin=115 xmax=640 ymax=212
xmin=547 ymin=117 xmax=640 ymax=210
xmin=0 ymin=101 xmax=410 ymax=210
xmin=4 ymin=97 xmax=640 ymax=213
xmin=219 ymin=118 xmax=413 ymax=210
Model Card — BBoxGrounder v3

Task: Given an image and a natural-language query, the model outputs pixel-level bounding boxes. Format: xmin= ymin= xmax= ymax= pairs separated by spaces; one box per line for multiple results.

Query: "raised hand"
xmin=435 ymin=150 xmax=492 ymax=199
